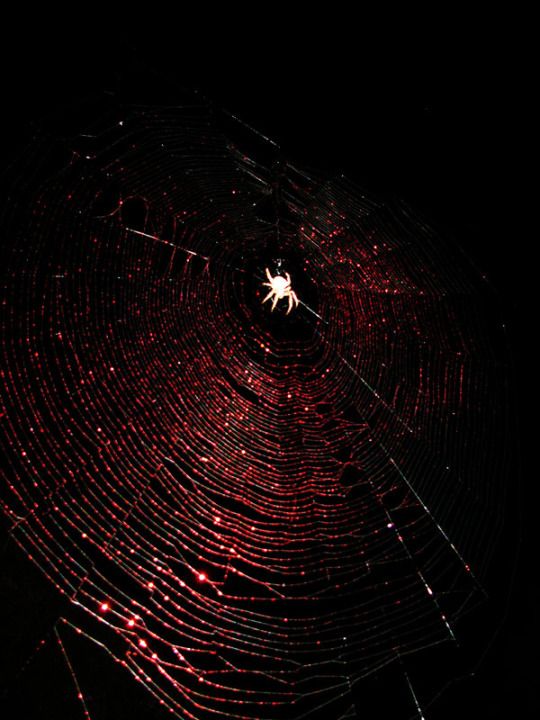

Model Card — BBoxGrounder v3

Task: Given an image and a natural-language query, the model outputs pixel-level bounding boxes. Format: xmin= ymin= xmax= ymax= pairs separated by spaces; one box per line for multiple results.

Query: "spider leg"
xmin=285 ymin=272 xmax=291 ymax=284
xmin=262 ymin=282 xmax=273 ymax=288
xmin=266 ymin=267 xmax=273 ymax=282
xmin=286 ymin=290 xmax=298 ymax=315
xmin=286 ymin=294 xmax=294 ymax=314
xmin=271 ymin=294 xmax=279 ymax=311
xmin=262 ymin=290 xmax=274 ymax=304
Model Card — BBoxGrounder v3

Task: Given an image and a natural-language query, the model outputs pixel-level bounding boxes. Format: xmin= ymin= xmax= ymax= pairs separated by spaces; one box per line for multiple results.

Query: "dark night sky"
xmin=0 ymin=12 xmax=534 ymax=719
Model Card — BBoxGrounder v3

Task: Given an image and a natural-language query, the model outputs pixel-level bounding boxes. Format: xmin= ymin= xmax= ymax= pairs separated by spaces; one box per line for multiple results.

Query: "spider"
xmin=261 ymin=267 xmax=299 ymax=314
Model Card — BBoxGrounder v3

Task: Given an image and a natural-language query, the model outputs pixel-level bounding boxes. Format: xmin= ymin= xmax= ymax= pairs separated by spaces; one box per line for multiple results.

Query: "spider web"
xmin=0 ymin=91 xmax=514 ymax=719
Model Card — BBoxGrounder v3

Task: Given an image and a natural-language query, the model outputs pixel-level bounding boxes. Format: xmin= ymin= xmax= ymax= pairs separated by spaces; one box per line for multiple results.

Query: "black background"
xmin=0 ymin=11 xmax=534 ymax=719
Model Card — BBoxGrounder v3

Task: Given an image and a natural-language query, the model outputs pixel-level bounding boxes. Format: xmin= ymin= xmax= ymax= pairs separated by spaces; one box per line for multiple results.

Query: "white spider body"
xmin=262 ymin=267 xmax=299 ymax=314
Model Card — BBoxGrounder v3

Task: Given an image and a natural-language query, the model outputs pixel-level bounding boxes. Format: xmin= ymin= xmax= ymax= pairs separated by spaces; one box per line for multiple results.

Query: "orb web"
xmin=1 ymin=96 xmax=511 ymax=719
